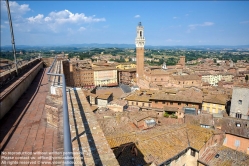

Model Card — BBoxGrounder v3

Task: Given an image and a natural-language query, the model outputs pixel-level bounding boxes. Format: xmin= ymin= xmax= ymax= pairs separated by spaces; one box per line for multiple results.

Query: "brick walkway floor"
xmin=0 ymin=68 xmax=62 ymax=166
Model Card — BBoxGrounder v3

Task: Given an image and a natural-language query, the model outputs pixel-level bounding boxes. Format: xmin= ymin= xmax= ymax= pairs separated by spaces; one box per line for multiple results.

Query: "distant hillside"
xmin=1 ymin=44 xmax=249 ymax=52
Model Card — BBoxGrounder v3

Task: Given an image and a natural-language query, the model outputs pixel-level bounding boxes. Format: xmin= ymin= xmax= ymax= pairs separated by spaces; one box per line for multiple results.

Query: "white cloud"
xmin=187 ymin=22 xmax=214 ymax=32
xmin=1 ymin=1 xmax=30 ymax=15
xmin=173 ymin=16 xmax=179 ymax=19
xmin=23 ymin=9 xmax=105 ymax=25
xmin=44 ymin=17 xmax=52 ymax=22
xmin=28 ymin=14 xmax=44 ymax=23
xmin=165 ymin=39 xmax=181 ymax=43
xmin=78 ymin=27 xmax=86 ymax=32
xmin=22 ymin=9 xmax=106 ymax=33
xmin=202 ymin=22 xmax=214 ymax=26
xmin=240 ymin=21 xmax=249 ymax=24
xmin=46 ymin=10 xmax=106 ymax=24
xmin=134 ymin=15 xmax=140 ymax=18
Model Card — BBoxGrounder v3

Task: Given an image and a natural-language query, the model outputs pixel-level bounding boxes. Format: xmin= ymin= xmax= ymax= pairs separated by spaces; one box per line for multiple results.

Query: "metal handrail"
xmin=47 ymin=56 xmax=73 ymax=166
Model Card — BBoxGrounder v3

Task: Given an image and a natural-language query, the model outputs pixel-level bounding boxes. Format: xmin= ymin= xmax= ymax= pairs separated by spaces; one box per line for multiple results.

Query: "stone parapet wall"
xmin=0 ymin=61 xmax=43 ymax=119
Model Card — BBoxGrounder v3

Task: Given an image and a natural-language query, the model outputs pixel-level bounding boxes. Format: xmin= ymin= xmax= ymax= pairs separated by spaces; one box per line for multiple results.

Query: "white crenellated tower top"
xmin=135 ymin=22 xmax=145 ymax=48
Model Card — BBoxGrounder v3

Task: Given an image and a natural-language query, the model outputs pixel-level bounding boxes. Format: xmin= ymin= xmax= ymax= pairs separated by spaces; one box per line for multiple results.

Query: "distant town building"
xmin=116 ymin=63 xmax=136 ymax=70
xmin=230 ymin=59 xmax=234 ymax=67
xmin=131 ymin=57 xmax=136 ymax=62
xmin=63 ymin=60 xmax=118 ymax=88
xmin=177 ymin=56 xmax=185 ymax=67
xmin=201 ymin=73 xmax=234 ymax=86
xmin=162 ymin=62 xmax=167 ymax=70
xmin=118 ymin=68 xmax=136 ymax=86
xmin=125 ymin=88 xmax=203 ymax=117
xmin=93 ymin=67 xmax=118 ymax=87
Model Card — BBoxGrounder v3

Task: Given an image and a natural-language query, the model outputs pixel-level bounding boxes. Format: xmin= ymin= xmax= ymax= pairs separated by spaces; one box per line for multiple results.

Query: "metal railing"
xmin=47 ymin=56 xmax=73 ymax=166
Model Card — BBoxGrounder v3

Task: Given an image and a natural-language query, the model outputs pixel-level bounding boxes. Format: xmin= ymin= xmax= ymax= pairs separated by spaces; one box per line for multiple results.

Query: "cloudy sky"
xmin=1 ymin=1 xmax=249 ymax=46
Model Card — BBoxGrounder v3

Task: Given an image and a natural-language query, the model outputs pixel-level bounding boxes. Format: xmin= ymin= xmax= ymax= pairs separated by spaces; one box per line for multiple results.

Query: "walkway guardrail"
xmin=46 ymin=56 xmax=74 ymax=166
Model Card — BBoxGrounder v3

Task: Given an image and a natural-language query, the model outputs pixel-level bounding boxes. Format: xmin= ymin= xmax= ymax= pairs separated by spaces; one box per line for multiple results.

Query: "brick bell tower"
xmin=135 ymin=22 xmax=145 ymax=79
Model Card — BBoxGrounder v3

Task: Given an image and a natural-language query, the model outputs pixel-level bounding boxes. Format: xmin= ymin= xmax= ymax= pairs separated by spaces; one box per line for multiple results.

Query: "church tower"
xmin=135 ymin=22 xmax=145 ymax=79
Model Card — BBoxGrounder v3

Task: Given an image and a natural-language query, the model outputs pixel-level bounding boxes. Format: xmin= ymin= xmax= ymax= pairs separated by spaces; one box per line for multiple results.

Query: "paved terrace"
xmin=0 ymin=68 xmax=63 ymax=165
xmin=0 ymin=58 xmax=119 ymax=165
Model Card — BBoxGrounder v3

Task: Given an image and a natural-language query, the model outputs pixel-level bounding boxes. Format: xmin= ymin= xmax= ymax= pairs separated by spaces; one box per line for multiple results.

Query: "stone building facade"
xmin=230 ymin=86 xmax=249 ymax=120
xmin=118 ymin=68 xmax=136 ymax=85
xmin=63 ymin=60 xmax=118 ymax=88
xmin=93 ymin=67 xmax=118 ymax=87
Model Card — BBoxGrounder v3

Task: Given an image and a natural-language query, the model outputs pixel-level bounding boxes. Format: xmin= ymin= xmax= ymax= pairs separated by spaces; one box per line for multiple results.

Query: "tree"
xmin=245 ymin=75 xmax=248 ymax=82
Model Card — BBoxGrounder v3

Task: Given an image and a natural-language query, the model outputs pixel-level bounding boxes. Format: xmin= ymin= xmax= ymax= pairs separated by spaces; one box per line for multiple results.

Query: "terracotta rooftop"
xmin=126 ymin=88 xmax=203 ymax=103
xmin=199 ymin=146 xmax=249 ymax=166
xmin=96 ymin=87 xmax=124 ymax=99
xmin=97 ymin=92 xmax=112 ymax=100
xmin=125 ymin=91 xmax=151 ymax=102
xmin=105 ymin=124 xmax=214 ymax=165
xmin=203 ymin=94 xmax=228 ymax=105
xmin=145 ymin=68 xmax=177 ymax=75
xmin=200 ymin=113 xmax=213 ymax=126
xmin=108 ymin=99 xmax=127 ymax=106
xmin=150 ymin=92 xmax=203 ymax=103
xmin=173 ymin=74 xmax=201 ymax=81
xmin=93 ymin=66 xmax=117 ymax=71
xmin=233 ymin=84 xmax=249 ymax=88
xmin=163 ymin=106 xmax=179 ymax=112
xmin=214 ymin=117 xmax=249 ymax=138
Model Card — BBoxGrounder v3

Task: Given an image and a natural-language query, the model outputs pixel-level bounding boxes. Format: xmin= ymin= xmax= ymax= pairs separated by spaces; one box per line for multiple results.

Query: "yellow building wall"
xmin=116 ymin=63 xmax=136 ymax=70
xmin=202 ymin=102 xmax=225 ymax=114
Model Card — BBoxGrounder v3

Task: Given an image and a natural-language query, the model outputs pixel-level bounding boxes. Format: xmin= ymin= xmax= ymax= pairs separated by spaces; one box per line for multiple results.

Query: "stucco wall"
xmin=223 ymin=133 xmax=249 ymax=154
xmin=202 ymin=102 xmax=225 ymax=114
xmin=159 ymin=149 xmax=199 ymax=166
xmin=97 ymin=99 xmax=108 ymax=107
